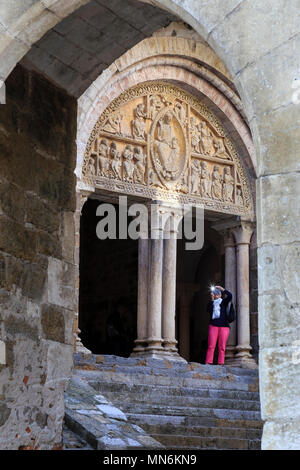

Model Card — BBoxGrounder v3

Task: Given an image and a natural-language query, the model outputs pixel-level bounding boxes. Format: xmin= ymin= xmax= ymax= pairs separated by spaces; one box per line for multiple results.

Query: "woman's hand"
xmin=215 ymin=285 xmax=224 ymax=292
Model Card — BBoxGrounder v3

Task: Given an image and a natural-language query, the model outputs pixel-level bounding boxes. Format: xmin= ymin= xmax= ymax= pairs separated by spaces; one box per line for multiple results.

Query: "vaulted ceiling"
xmin=21 ymin=0 xmax=176 ymax=97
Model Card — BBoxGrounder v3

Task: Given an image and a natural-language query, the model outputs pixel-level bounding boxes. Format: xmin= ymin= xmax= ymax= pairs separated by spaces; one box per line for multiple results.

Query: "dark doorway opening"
xmin=79 ymin=198 xmax=138 ymax=356
xmin=176 ymin=223 xmax=224 ymax=364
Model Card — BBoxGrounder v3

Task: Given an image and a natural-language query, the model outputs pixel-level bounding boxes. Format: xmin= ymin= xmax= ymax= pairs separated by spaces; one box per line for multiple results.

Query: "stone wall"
xmin=0 ymin=65 xmax=76 ymax=449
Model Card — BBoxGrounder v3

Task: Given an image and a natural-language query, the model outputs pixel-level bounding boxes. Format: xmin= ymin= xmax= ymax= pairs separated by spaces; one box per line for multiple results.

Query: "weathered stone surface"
xmin=262 ymin=419 xmax=300 ymax=450
xmin=257 ymin=173 xmax=300 ymax=246
xmin=260 ymin=347 xmax=300 ymax=422
xmin=41 ymin=304 xmax=65 ymax=344
xmin=0 ymin=403 xmax=11 ymax=427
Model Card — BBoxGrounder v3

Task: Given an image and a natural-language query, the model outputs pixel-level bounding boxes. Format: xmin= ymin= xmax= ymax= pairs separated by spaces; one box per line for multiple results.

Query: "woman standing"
xmin=205 ymin=286 xmax=232 ymax=365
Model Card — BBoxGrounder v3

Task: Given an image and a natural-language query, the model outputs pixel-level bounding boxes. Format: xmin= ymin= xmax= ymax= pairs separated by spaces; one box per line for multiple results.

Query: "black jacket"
xmin=207 ymin=289 xmax=232 ymax=327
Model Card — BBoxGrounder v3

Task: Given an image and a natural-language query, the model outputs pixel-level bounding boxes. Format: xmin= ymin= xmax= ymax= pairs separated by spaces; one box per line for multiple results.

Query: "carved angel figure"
xmin=132 ymin=103 xmax=147 ymax=140
xmin=97 ymin=139 xmax=109 ymax=176
xmin=213 ymin=136 xmax=230 ymax=159
xmin=149 ymin=95 xmax=164 ymax=120
xmin=223 ymin=167 xmax=234 ymax=202
xmin=110 ymin=142 xmax=122 ymax=179
xmin=103 ymin=113 xmax=123 ymax=134
xmin=211 ymin=164 xmax=223 ymax=200
xmin=174 ymin=102 xmax=185 ymax=122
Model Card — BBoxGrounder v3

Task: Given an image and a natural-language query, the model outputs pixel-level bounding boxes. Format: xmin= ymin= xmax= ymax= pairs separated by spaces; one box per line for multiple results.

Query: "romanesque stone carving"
xmin=82 ymin=82 xmax=254 ymax=217
xmin=123 ymin=144 xmax=135 ymax=182
xmin=223 ymin=167 xmax=234 ymax=202
xmin=110 ymin=142 xmax=122 ymax=180
xmin=132 ymin=103 xmax=147 ymax=140
xmin=133 ymin=146 xmax=146 ymax=184
xmin=98 ymin=139 xmax=110 ymax=176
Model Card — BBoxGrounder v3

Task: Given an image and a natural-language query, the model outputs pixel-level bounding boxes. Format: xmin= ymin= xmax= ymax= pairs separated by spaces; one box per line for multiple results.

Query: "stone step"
xmin=150 ymin=434 xmax=257 ymax=450
xmin=88 ymin=380 xmax=260 ymax=402
xmin=75 ymin=354 xmax=259 ymax=377
xmin=75 ymin=354 xmax=259 ymax=381
xmin=94 ymin=392 xmax=261 ymax=412
xmin=62 ymin=424 xmax=93 ymax=450
xmin=117 ymin=403 xmax=262 ymax=421
xmin=77 ymin=369 xmax=259 ymax=392
xmin=135 ymin=423 xmax=262 ymax=440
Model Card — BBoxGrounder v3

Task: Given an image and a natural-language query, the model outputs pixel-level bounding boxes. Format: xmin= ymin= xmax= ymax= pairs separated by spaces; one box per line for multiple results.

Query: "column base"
xmin=131 ymin=348 xmax=187 ymax=363
xmin=75 ymin=334 xmax=91 ymax=354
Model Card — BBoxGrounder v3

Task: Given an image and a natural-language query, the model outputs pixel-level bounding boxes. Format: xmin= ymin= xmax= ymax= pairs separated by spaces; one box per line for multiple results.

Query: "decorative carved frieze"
xmin=82 ymin=82 xmax=253 ymax=217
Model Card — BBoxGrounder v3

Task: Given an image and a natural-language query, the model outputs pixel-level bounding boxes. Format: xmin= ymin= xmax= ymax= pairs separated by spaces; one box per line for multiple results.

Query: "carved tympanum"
xmin=82 ymin=82 xmax=253 ymax=216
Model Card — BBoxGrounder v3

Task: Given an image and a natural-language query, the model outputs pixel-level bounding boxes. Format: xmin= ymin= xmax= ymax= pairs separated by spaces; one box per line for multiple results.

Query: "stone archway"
xmin=76 ymin=81 xmax=256 ymax=368
xmin=0 ymin=0 xmax=299 ymax=450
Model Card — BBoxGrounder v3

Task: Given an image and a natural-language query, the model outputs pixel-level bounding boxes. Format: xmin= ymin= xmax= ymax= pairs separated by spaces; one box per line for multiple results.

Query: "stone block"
xmin=47 ymin=257 xmax=76 ymax=310
xmin=4 ymin=315 xmax=39 ymax=342
xmin=210 ymin=0 xmax=300 ymax=75
xmin=260 ymin=346 xmax=300 ymax=422
xmin=259 ymin=293 xmax=300 ymax=349
xmin=60 ymin=211 xmax=75 ymax=263
xmin=257 ymin=173 xmax=300 ymax=246
xmin=262 ymin=419 xmax=300 ymax=450
xmin=0 ymin=216 xmax=37 ymax=261
xmin=41 ymin=304 xmax=65 ymax=343
xmin=25 ymin=193 xmax=60 ymax=234
xmin=21 ymin=262 xmax=47 ymax=301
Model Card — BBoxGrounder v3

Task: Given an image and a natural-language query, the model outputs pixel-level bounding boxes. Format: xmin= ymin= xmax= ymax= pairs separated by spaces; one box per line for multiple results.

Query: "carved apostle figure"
xmin=132 ymin=103 xmax=147 ymax=140
xmin=97 ymin=139 xmax=109 ymax=176
xmin=133 ymin=146 xmax=146 ymax=183
xmin=191 ymin=160 xmax=201 ymax=194
xmin=213 ymin=136 xmax=230 ymax=159
xmin=211 ymin=164 xmax=223 ymax=200
xmin=223 ymin=167 xmax=234 ymax=202
xmin=200 ymin=161 xmax=211 ymax=198
xmin=199 ymin=121 xmax=213 ymax=155
xmin=123 ymin=145 xmax=135 ymax=182
xmin=110 ymin=142 xmax=122 ymax=179
xmin=236 ymin=188 xmax=244 ymax=206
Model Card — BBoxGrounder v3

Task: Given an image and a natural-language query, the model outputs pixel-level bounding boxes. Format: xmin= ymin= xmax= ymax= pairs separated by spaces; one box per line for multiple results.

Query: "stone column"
xmin=143 ymin=203 xmax=164 ymax=355
xmin=223 ymin=229 xmax=237 ymax=363
xmin=132 ymin=235 xmax=149 ymax=354
xmin=161 ymin=207 xmax=183 ymax=359
xmin=232 ymin=221 xmax=257 ymax=368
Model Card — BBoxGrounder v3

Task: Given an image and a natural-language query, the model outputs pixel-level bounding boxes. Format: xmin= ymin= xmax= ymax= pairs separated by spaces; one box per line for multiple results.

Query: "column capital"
xmin=150 ymin=200 xmax=184 ymax=237
xmin=223 ymin=228 xmax=236 ymax=248
xmin=232 ymin=221 xmax=255 ymax=245
xmin=77 ymin=191 xmax=91 ymax=215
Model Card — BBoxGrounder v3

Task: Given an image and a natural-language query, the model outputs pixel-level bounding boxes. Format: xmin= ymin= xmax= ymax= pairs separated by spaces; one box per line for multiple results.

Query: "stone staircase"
xmin=64 ymin=353 xmax=263 ymax=450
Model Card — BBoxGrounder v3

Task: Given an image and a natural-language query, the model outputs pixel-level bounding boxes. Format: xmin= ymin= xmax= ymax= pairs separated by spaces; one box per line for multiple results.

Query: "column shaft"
xmin=224 ymin=233 xmax=237 ymax=360
xmin=162 ymin=235 xmax=178 ymax=351
xmin=133 ymin=238 xmax=149 ymax=353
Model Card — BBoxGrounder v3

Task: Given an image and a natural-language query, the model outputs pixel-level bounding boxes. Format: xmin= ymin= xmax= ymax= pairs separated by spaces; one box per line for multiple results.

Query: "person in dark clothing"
xmin=205 ymin=285 xmax=232 ymax=365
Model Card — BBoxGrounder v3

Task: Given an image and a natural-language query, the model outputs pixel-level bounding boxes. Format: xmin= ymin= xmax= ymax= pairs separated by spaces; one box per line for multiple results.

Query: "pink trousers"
xmin=205 ymin=325 xmax=230 ymax=365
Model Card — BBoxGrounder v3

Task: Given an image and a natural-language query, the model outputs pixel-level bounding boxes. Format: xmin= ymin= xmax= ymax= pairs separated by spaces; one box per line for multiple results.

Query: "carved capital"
xmin=232 ymin=221 xmax=254 ymax=245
